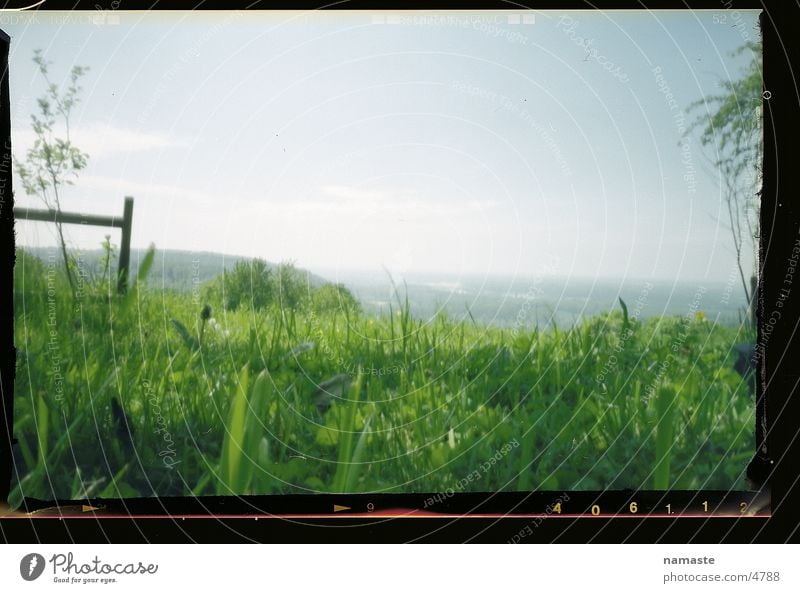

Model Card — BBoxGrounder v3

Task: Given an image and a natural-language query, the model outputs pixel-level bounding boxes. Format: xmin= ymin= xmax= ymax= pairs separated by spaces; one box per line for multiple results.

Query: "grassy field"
xmin=10 ymin=247 xmax=756 ymax=506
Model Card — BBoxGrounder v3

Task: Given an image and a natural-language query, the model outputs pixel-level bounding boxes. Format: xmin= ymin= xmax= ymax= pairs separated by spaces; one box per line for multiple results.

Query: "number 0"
xmin=591 ymin=504 xmax=600 ymax=516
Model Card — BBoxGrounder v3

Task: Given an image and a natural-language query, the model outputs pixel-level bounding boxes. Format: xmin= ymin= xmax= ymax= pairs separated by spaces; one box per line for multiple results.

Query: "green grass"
xmin=10 ymin=248 xmax=756 ymax=505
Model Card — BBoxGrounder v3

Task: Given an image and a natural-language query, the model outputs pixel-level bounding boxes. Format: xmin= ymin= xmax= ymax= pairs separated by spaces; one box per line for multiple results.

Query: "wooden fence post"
xmin=117 ymin=196 xmax=134 ymax=294
xmin=15 ymin=196 xmax=135 ymax=294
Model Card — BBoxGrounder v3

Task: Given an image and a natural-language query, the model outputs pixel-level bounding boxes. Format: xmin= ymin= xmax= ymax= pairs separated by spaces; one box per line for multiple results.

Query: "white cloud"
xmin=321 ymin=185 xmax=391 ymax=202
xmin=79 ymin=174 xmax=217 ymax=204
xmin=12 ymin=122 xmax=188 ymax=157
xmin=312 ymin=185 xmax=498 ymax=218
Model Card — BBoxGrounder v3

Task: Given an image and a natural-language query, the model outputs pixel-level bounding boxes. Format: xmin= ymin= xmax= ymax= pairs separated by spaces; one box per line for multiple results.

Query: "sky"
xmin=5 ymin=9 xmax=762 ymax=282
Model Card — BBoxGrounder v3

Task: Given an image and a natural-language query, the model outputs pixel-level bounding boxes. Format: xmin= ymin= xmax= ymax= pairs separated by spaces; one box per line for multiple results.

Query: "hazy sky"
xmin=6 ymin=10 xmax=761 ymax=282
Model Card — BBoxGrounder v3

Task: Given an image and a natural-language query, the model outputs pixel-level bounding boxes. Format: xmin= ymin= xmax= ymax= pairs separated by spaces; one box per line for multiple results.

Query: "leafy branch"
xmin=687 ymin=41 xmax=762 ymax=311
xmin=15 ymin=49 xmax=90 ymax=296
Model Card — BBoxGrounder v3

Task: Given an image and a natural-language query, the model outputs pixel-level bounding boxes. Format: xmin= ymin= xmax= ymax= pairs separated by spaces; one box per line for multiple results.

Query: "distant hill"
xmin=17 ymin=246 xmax=329 ymax=292
xmin=16 ymin=247 xmax=749 ymax=328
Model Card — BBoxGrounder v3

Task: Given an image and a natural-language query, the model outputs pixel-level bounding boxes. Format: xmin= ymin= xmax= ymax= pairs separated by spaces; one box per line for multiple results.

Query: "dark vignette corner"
xmin=0 ymin=27 xmax=16 ymax=508
xmin=758 ymin=2 xmax=800 ymax=537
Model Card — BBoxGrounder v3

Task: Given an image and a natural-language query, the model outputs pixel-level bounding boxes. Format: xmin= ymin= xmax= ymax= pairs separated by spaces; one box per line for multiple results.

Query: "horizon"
xmin=17 ymin=243 xmax=750 ymax=289
xmin=16 ymin=243 xmax=752 ymax=291
xmin=17 ymin=245 xmax=747 ymax=310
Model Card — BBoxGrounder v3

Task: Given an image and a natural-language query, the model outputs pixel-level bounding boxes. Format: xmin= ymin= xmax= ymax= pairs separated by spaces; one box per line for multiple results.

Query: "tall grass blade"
xmin=219 ymin=364 xmax=250 ymax=494
xmin=332 ymin=371 xmax=364 ymax=493
xmin=121 ymin=243 xmax=156 ymax=308
xmin=242 ymin=370 xmax=273 ymax=490
xmin=135 ymin=244 xmax=156 ymax=287
xmin=619 ymin=297 xmax=629 ymax=330
xmin=653 ymin=385 xmax=676 ymax=490
xmin=36 ymin=392 xmax=49 ymax=468
xmin=343 ymin=411 xmax=374 ymax=492
xmin=170 ymin=319 xmax=199 ymax=351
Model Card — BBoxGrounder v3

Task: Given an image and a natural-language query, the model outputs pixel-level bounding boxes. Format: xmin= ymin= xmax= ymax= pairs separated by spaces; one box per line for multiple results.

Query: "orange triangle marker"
xmin=333 ymin=504 xmax=351 ymax=512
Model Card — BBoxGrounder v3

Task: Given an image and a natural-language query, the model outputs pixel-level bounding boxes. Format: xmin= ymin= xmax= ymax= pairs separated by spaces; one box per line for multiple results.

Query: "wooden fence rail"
xmin=14 ymin=196 xmax=135 ymax=293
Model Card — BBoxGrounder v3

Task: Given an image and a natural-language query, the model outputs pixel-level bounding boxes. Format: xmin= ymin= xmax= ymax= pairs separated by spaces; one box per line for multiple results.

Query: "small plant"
xmin=15 ymin=50 xmax=90 ymax=296
xmin=199 ymin=304 xmax=212 ymax=348
xmin=100 ymin=235 xmax=116 ymax=285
